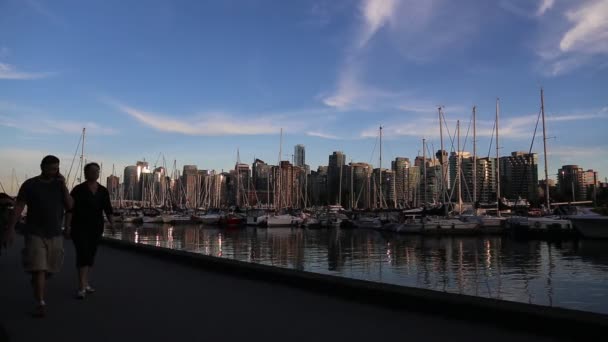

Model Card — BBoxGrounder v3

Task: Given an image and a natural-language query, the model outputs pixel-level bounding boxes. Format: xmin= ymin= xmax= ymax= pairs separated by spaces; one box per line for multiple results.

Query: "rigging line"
xmin=66 ymin=133 xmax=83 ymax=183
xmin=515 ymin=106 xmax=543 ymax=199
xmin=462 ymin=111 xmax=473 ymax=152
xmin=486 ymin=120 xmax=496 ymax=158
xmin=441 ymin=110 xmax=457 ymax=154
xmin=369 ymin=132 xmax=379 ymax=165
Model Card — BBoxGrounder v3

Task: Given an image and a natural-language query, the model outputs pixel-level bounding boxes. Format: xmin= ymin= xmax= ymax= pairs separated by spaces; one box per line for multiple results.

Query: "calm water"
xmin=104 ymin=224 xmax=608 ymax=315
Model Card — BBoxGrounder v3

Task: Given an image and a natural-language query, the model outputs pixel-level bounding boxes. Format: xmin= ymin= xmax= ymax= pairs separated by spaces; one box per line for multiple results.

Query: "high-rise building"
xmin=392 ymin=157 xmax=410 ymax=208
xmin=277 ymin=161 xmax=294 ymax=208
xmin=234 ymin=162 xmax=251 ymax=206
xmin=294 ymin=144 xmax=305 ymax=167
xmin=309 ymin=166 xmax=328 ymax=206
xmin=371 ymin=168 xmax=396 ymax=208
xmin=558 ymin=165 xmax=586 ymax=202
xmin=449 ymin=151 xmax=472 ymax=202
xmin=475 ymin=157 xmax=496 ymax=203
xmin=152 ymin=167 xmax=167 ymax=206
xmin=583 ymin=169 xmax=598 ymax=202
xmin=327 ymin=151 xmax=346 ymax=205
xmin=182 ymin=165 xmax=199 ymax=208
xmin=123 ymin=165 xmax=138 ymax=201
xmin=106 ymin=175 xmax=120 ymax=201
xmin=345 ymin=162 xmax=372 ymax=209
xmin=407 ymin=165 xmax=421 ymax=207
xmin=500 ymin=152 xmax=539 ymax=202
xmin=252 ymin=159 xmax=272 ymax=206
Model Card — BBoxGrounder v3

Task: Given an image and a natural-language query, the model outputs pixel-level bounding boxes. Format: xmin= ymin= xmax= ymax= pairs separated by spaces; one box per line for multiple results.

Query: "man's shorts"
xmin=22 ymin=235 xmax=64 ymax=273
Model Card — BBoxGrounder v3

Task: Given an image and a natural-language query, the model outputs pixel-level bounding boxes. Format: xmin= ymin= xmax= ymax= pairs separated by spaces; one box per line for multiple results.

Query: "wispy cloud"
xmin=306 ymin=131 xmax=341 ymax=140
xmin=0 ymin=62 xmax=56 ymax=80
xmin=537 ymin=0 xmax=555 ymax=16
xmin=322 ymin=0 xmax=479 ymax=111
xmin=537 ymin=0 xmax=608 ymax=75
xmin=358 ymin=0 xmax=398 ymax=48
xmin=106 ymin=99 xmax=310 ymax=136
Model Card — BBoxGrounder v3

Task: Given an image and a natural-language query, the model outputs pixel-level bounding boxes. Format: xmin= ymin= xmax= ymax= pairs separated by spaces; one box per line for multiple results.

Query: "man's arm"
xmin=3 ymin=200 xmax=25 ymax=247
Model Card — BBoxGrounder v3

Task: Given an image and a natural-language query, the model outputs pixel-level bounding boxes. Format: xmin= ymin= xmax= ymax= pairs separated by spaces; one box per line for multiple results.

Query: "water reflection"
xmin=105 ymin=224 xmax=608 ymax=315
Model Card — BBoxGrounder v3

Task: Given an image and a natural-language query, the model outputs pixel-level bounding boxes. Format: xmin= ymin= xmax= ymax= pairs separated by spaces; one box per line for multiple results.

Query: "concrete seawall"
xmin=102 ymin=237 xmax=608 ymax=340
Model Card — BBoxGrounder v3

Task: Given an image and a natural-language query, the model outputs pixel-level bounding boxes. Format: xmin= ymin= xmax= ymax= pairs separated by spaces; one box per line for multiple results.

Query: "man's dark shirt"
xmin=70 ymin=183 xmax=112 ymax=235
xmin=17 ymin=176 xmax=66 ymax=238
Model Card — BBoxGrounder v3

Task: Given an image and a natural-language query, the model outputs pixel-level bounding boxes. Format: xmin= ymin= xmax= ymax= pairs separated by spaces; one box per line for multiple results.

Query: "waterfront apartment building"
xmin=500 ymin=152 xmax=538 ymax=202
xmin=344 ymin=162 xmax=373 ymax=209
xmin=252 ymin=159 xmax=272 ymax=206
xmin=309 ymin=166 xmax=328 ymax=206
xmin=106 ymin=175 xmax=120 ymax=201
xmin=392 ymin=157 xmax=410 ymax=208
xmin=123 ymin=165 xmax=139 ymax=201
xmin=294 ymin=144 xmax=305 ymax=167
xmin=327 ymin=151 xmax=346 ymax=205
xmin=182 ymin=165 xmax=199 ymax=208
xmin=448 ymin=152 xmax=497 ymax=204
xmin=558 ymin=165 xmax=587 ymax=202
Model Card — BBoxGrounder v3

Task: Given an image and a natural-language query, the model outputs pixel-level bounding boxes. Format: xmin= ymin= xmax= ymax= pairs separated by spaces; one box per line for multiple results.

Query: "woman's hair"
xmin=84 ymin=162 xmax=100 ymax=174
xmin=40 ymin=155 xmax=60 ymax=166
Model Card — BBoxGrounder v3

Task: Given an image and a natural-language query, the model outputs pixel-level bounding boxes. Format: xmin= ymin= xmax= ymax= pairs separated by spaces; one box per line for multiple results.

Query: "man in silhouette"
xmin=3 ymin=155 xmax=73 ymax=318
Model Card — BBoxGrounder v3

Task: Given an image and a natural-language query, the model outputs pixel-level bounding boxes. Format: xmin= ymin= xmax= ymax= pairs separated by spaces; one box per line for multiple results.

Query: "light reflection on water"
xmin=105 ymin=224 xmax=608 ymax=315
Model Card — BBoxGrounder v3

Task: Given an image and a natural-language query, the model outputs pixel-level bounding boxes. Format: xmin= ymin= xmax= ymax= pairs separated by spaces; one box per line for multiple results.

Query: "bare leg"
xmin=32 ymin=271 xmax=45 ymax=303
xmin=78 ymin=266 xmax=88 ymax=291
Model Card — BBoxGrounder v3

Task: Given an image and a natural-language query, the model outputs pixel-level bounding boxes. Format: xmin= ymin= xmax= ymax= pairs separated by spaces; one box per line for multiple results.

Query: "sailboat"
xmin=459 ymin=104 xmax=507 ymax=232
xmin=506 ymin=89 xmax=573 ymax=236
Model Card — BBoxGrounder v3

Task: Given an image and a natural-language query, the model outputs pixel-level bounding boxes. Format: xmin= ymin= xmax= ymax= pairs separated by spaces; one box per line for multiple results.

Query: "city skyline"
xmin=1 ymin=0 xmax=607 ymax=191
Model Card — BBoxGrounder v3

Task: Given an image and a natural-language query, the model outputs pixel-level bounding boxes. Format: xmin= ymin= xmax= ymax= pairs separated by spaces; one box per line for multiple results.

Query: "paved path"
xmin=0 ymin=236 xmax=556 ymax=342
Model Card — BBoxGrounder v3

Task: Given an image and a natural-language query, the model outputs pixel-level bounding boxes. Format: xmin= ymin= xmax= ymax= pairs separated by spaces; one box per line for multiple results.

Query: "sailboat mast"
xmin=236 ymin=149 xmax=240 ymax=207
xmin=379 ymin=126 xmax=383 ymax=208
xmin=438 ymin=107 xmax=447 ymax=215
xmin=422 ymin=138 xmax=427 ymax=205
xmin=350 ymin=160 xmax=354 ymax=209
xmin=496 ymin=99 xmax=501 ymax=217
xmin=338 ymin=160 xmax=343 ymax=206
xmin=457 ymin=120 xmax=462 ymax=214
xmin=541 ymin=88 xmax=550 ymax=210
xmin=278 ymin=128 xmax=283 ymax=209
xmin=473 ymin=106 xmax=477 ymax=206
xmin=80 ymin=128 xmax=86 ymax=184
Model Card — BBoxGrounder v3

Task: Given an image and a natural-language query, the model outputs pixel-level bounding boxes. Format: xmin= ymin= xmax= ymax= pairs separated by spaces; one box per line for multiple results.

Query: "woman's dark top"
xmin=70 ymin=182 xmax=113 ymax=235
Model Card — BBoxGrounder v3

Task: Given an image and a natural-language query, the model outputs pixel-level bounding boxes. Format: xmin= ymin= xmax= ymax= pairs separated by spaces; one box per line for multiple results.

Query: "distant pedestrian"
xmin=2 ymin=155 xmax=73 ymax=318
xmin=65 ymin=162 xmax=114 ymax=299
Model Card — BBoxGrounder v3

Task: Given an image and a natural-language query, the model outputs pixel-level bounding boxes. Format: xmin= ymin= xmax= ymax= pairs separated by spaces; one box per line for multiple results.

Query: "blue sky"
xmin=1 ymin=0 xmax=607 ymax=193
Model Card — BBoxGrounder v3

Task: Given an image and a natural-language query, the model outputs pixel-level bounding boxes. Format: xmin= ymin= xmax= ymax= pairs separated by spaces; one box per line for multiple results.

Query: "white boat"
xmin=558 ymin=207 xmax=608 ymax=239
xmin=265 ymin=214 xmax=302 ymax=227
xmin=162 ymin=213 xmax=192 ymax=224
xmin=303 ymin=217 xmax=321 ymax=228
xmin=460 ymin=214 xmax=506 ymax=233
xmin=199 ymin=213 xmax=222 ymax=225
xmin=353 ymin=217 xmax=382 ymax=229
xmin=506 ymin=216 xmax=573 ymax=235
xmin=424 ymin=218 xmax=480 ymax=233
xmin=142 ymin=215 xmax=163 ymax=223
xmin=567 ymin=216 xmax=608 ymax=239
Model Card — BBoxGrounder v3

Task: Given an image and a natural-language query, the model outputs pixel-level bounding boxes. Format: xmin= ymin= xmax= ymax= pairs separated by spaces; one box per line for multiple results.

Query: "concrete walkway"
xmin=0 ymin=236 xmax=557 ymax=342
